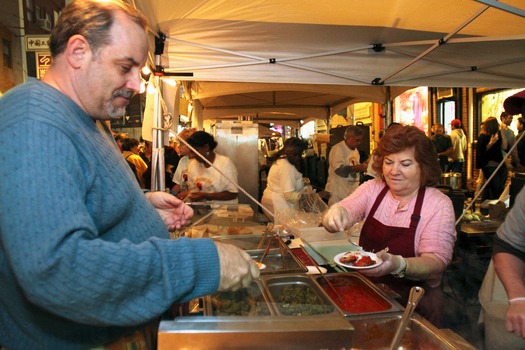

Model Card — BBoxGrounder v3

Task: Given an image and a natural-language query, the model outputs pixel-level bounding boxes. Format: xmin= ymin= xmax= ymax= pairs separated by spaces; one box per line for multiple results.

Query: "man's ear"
xmin=65 ymin=35 xmax=91 ymax=68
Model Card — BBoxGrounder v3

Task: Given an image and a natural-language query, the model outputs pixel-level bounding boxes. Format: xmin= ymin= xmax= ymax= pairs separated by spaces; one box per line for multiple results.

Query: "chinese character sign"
xmin=36 ymin=53 xmax=52 ymax=79
xmin=26 ymin=36 xmax=50 ymax=51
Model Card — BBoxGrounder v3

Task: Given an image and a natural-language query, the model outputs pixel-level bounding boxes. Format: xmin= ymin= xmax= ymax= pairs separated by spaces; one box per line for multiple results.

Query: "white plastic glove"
xmin=322 ymin=205 xmax=350 ymax=233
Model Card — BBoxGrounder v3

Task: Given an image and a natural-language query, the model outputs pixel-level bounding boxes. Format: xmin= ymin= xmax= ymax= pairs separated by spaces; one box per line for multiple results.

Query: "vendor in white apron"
xmin=261 ymin=137 xmax=308 ymax=221
xmin=325 ymin=126 xmax=368 ymax=206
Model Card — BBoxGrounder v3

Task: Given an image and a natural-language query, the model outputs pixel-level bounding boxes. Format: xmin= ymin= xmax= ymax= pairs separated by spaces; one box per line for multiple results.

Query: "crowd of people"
xmin=1 ymin=0 xmax=525 ymax=349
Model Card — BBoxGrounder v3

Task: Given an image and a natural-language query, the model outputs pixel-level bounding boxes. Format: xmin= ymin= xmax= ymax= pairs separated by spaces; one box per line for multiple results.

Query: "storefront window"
xmin=2 ymin=39 xmax=12 ymax=68
xmin=394 ymin=86 xmax=429 ymax=133
xmin=438 ymin=100 xmax=456 ymax=135
xmin=25 ymin=0 xmax=34 ymax=22
xmin=480 ymin=88 xmax=523 ymax=134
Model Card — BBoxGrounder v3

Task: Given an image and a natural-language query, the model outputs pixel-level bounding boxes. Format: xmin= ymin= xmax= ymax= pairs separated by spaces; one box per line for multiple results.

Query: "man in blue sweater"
xmin=0 ymin=1 xmax=259 ymax=349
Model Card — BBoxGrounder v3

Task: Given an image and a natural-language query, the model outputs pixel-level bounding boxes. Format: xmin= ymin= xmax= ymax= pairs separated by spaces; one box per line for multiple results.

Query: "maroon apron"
xmin=359 ymin=185 xmax=443 ymax=326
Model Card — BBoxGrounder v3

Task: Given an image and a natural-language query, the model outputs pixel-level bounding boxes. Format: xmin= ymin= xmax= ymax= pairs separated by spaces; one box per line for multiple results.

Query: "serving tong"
xmin=258 ymin=238 xmax=273 ymax=265
xmin=257 ymin=223 xmax=289 ymax=268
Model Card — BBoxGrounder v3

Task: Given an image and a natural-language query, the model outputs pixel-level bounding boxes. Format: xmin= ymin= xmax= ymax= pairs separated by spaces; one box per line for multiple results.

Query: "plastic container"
xmin=291 ymin=226 xmax=346 ymax=244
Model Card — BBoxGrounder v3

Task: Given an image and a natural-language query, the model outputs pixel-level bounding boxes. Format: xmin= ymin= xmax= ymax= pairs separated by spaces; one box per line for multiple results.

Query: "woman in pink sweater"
xmin=322 ymin=124 xmax=456 ymax=326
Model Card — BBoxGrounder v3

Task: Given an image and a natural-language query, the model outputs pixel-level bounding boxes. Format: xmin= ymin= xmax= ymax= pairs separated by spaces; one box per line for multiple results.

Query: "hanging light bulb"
xmin=139 ymin=78 xmax=147 ymax=94
xmin=141 ymin=65 xmax=151 ymax=76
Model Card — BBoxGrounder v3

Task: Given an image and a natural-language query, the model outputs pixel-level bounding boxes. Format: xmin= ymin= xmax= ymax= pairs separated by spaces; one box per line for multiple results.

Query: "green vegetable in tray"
xmin=211 ymin=289 xmax=270 ymax=316
xmin=276 ymin=285 xmax=333 ymax=316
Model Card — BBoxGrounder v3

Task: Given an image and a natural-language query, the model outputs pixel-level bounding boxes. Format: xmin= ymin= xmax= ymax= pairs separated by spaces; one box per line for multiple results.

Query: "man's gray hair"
xmin=344 ymin=125 xmax=365 ymax=138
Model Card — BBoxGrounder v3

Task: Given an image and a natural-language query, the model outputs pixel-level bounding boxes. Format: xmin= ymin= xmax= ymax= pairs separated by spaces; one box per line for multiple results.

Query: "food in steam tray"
xmin=275 ymin=285 xmax=333 ymax=316
xmin=317 ymin=275 xmax=392 ymax=314
xmin=290 ymin=247 xmax=316 ymax=266
xmin=210 ymin=287 xmax=271 ymax=316
xmin=339 ymin=251 xmax=375 ymax=267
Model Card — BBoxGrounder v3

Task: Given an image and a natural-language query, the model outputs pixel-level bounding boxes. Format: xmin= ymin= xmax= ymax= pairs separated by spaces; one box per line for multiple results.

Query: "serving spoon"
xmin=389 ymin=286 xmax=425 ymax=350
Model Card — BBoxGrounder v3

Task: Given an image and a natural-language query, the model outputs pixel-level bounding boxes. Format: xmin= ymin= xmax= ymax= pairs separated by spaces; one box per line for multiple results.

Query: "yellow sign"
xmin=36 ymin=53 xmax=52 ymax=79
xmin=26 ymin=35 xmax=50 ymax=51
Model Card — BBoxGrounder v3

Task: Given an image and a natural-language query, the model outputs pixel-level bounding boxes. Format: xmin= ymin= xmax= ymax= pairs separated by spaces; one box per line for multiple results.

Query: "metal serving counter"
xmin=171 ymin=203 xmax=270 ymax=240
xmin=161 ymin=205 xmax=476 ymax=349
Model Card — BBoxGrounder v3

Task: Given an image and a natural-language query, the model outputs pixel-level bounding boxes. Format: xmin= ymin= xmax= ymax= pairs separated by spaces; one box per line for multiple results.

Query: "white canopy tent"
xmin=133 ymin=0 xmax=525 ymax=189
xmin=134 ymin=0 xmax=525 ymax=109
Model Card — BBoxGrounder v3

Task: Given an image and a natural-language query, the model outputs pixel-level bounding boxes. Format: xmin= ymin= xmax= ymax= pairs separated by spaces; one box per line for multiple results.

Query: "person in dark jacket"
xmin=516 ymin=117 xmax=525 ymax=171
xmin=430 ymin=123 xmax=453 ymax=173
xmin=476 ymin=116 xmax=508 ymax=200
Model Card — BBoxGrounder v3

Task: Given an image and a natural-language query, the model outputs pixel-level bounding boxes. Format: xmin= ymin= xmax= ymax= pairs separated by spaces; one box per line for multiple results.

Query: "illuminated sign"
xmin=36 ymin=53 xmax=52 ymax=79
xmin=26 ymin=35 xmax=50 ymax=51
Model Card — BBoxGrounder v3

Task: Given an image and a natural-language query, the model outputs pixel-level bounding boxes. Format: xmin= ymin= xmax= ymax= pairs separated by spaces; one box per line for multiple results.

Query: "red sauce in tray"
xmin=290 ymin=247 xmax=316 ymax=266
xmin=318 ymin=277 xmax=392 ymax=313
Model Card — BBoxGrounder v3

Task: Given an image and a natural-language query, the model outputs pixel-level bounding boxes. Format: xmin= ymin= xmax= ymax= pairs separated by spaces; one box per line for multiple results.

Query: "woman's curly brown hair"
xmin=371 ymin=124 xmax=441 ymax=187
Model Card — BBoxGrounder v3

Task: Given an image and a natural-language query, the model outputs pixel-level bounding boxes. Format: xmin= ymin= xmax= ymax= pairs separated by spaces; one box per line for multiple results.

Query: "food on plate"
xmin=339 ymin=252 xmax=359 ymax=264
xmin=339 ymin=251 xmax=376 ymax=267
xmin=354 ymin=255 xmax=375 ymax=267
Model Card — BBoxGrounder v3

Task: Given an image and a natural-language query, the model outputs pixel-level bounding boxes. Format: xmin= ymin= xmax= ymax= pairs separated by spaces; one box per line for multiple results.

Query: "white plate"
xmin=334 ymin=251 xmax=383 ymax=269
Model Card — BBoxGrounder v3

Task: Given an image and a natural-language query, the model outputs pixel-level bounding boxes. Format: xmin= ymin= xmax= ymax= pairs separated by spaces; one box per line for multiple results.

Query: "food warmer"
xmin=161 ymin=205 xmax=475 ymax=349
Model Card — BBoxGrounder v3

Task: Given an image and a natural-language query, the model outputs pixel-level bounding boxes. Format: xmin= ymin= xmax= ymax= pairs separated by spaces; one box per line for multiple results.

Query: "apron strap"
xmin=409 ymin=187 xmax=426 ymax=231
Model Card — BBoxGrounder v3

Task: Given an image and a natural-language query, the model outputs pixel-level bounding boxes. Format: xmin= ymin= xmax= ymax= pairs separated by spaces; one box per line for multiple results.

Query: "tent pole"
xmin=380 ymin=5 xmax=490 ymax=85
xmin=151 ymin=75 xmax=166 ymax=191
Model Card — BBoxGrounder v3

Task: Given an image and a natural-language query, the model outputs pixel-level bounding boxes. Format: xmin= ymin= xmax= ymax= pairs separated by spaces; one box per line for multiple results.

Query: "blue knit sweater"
xmin=0 ymin=79 xmax=220 ymax=349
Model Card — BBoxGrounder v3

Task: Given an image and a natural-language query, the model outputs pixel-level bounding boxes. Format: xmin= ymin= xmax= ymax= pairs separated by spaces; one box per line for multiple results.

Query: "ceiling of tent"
xmin=134 ymin=0 xmax=525 ymax=123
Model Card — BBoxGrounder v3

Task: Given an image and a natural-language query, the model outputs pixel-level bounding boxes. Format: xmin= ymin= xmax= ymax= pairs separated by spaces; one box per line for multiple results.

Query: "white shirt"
xmin=172 ymin=156 xmax=191 ymax=185
xmin=186 ymin=153 xmax=239 ymax=204
xmin=261 ymin=158 xmax=303 ymax=218
xmin=449 ymin=128 xmax=467 ymax=162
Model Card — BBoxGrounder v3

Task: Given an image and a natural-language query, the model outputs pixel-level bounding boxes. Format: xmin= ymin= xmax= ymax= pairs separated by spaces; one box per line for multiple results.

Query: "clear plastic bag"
xmin=297 ymin=186 xmax=328 ymax=215
xmin=274 ymin=186 xmax=329 ymax=229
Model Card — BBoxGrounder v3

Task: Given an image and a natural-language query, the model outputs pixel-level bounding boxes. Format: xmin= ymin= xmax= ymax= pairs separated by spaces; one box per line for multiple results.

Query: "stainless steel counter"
xmin=158 ymin=314 xmax=473 ymax=349
xmin=162 ymin=206 xmax=476 ymax=349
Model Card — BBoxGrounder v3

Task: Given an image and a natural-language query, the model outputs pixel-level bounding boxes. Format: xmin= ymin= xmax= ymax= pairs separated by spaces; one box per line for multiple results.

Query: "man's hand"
xmin=145 ymin=191 xmax=193 ymax=231
xmin=506 ymin=300 xmax=525 ymax=338
xmin=215 ymin=242 xmax=260 ymax=291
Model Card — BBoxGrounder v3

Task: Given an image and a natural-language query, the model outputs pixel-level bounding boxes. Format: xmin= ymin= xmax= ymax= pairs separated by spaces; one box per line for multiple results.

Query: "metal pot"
xmin=440 ymin=172 xmax=462 ymax=190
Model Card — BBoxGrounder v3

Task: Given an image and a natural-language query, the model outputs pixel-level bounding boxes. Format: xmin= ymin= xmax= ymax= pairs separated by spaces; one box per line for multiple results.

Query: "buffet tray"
xmin=261 ymin=274 xmax=341 ymax=317
xmin=204 ymin=280 xmax=274 ymax=316
xmin=248 ymin=248 xmax=308 ymax=275
xmin=212 ymin=234 xmax=308 ymax=275
xmin=312 ymin=272 xmax=404 ymax=316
